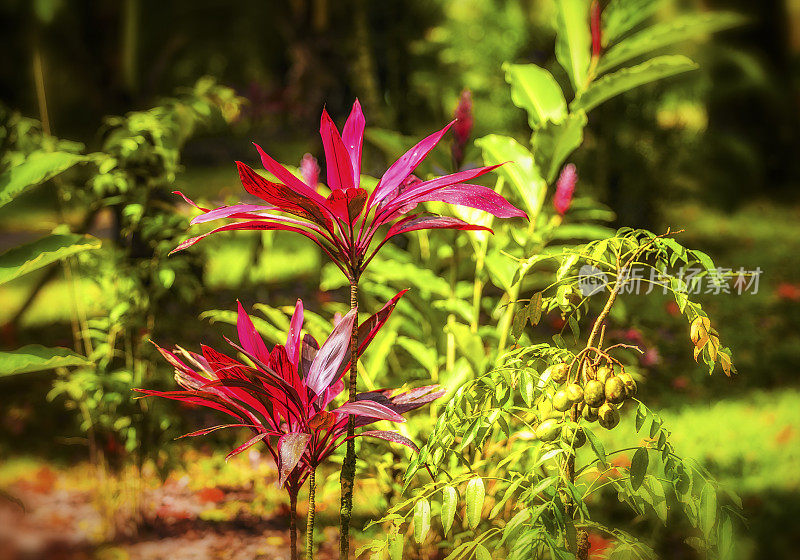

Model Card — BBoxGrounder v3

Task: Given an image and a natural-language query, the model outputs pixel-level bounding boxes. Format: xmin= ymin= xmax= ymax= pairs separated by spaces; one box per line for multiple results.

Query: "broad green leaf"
xmin=630 ymin=447 xmax=648 ymax=490
xmin=441 ymin=486 xmax=457 ymax=535
xmin=502 ymin=63 xmax=567 ymax=129
xmin=699 ymin=483 xmax=717 ymax=537
xmin=0 ymin=234 xmax=101 ymax=286
xmin=603 ymin=0 xmax=664 ymax=45
xmin=641 ymin=475 xmax=668 ymax=523
xmin=0 ymin=344 xmax=90 ymax=377
xmin=388 ymin=528 xmax=403 ymax=560
xmin=413 ymin=498 xmax=431 ymax=544
xmin=465 ymin=477 xmax=485 ymax=529
xmin=555 ymin=0 xmax=592 ymax=92
xmin=476 ymin=134 xmax=546 ymax=219
xmin=583 ymin=427 xmax=608 ymax=466
xmin=501 ymin=508 xmax=530 ymax=544
xmin=572 ymin=55 xmax=698 ymax=112
xmin=0 ymin=152 xmax=85 ymax=208
xmin=397 ymin=336 xmax=438 ymax=374
xmin=532 ymin=111 xmax=587 ymax=183
xmin=527 ymin=292 xmax=543 ymax=326
xmin=475 ymin=544 xmax=492 ymax=560
xmin=598 ymin=12 xmax=746 ymax=73
xmin=718 ymin=513 xmax=734 ymax=559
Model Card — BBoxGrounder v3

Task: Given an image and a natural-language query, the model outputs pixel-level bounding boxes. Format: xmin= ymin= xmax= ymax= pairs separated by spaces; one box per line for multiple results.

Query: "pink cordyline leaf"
xmin=306 ymin=308 xmax=357 ymax=395
xmin=333 ymin=401 xmax=405 ymax=423
xmin=278 ymin=432 xmax=311 ymax=487
xmin=170 ymin=100 xmax=526 ymax=278
xmin=356 ymin=430 xmax=419 ymax=452
xmin=138 ymin=292 xmax=442 ymax=494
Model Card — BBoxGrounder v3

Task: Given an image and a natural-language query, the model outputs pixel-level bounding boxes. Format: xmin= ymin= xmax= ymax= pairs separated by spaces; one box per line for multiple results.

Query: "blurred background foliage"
xmin=0 ymin=0 xmax=799 ymax=558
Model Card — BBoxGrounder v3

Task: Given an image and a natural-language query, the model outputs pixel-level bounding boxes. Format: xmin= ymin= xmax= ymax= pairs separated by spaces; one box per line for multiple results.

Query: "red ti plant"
xmin=169 ymin=100 xmax=525 ymax=557
xmin=137 ymin=291 xmax=442 ymax=560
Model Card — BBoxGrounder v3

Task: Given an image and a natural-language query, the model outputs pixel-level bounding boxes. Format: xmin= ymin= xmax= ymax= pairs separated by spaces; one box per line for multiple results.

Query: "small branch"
xmin=307 ymin=468 xmax=317 ymax=560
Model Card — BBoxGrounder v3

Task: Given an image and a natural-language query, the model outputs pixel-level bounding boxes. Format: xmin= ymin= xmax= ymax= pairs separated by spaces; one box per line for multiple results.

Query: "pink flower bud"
xmin=591 ymin=1 xmax=602 ymax=57
xmin=300 ymin=153 xmax=320 ymax=188
xmin=554 ymin=164 xmax=577 ymax=216
xmin=452 ymin=89 xmax=473 ymax=167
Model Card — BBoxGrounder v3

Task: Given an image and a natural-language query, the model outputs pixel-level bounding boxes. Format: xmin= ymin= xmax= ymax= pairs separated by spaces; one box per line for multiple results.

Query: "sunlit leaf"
xmin=441 ymin=486 xmax=457 ymax=535
xmin=0 ymin=345 xmax=90 ymax=377
xmin=503 ymin=63 xmax=567 ymax=129
xmin=0 ymin=234 xmax=100 ymax=286
xmin=413 ymin=498 xmax=431 ymax=544
xmin=0 ymin=152 xmax=85 ymax=208
xmin=555 ymin=0 xmax=592 ymax=92
xmin=465 ymin=477 xmax=485 ymax=529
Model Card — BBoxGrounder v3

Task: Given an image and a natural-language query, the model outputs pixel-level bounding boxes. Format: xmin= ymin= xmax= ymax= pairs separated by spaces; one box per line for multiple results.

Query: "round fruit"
xmin=583 ymin=379 xmax=605 ymax=407
xmin=605 ymin=376 xmax=626 ymax=404
xmin=561 ymin=422 xmax=586 ymax=448
xmin=596 ymin=365 xmax=613 ymax=385
xmin=619 ymin=372 xmax=637 ymax=397
xmin=553 ymin=390 xmax=572 ymax=412
xmin=536 ymin=419 xmax=562 ymax=442
xmin=547 ymin=362 xmax=569 ymax=384
xmin=583 ymin=406 xmax=599 ymax=422
xmin=598 ymin=403 xmax=620 ymax=429
xmin=565 ymin=383 xmax=584 ymax=404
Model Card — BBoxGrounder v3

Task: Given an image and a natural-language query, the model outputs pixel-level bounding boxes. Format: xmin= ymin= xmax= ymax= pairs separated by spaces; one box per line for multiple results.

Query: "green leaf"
xmin=501 ymin=508 xmax=530 ymax=544
xmin=413 ymin=498 xmax=431 ymax=544
xmin=502 ymin=63 xmax=567 ymax=129
xmin=441 ymin=486 xmax=457 ymax=536
xmin=397 ymin=336 xmax=439 ymax=374
xmin=388 ymin=528 xmax=404 ymax=560
xmin=520 ymin=371 xmax=535 ymax=407
xmin=572 ymin=55 xmax=698 ymax=112
xmin=476 ymin=134 xmax=546 ymax=219
xmin=641 ymin=475 xmax=669 ymax=523
xmin=475 ymin=544 xmax=492 ymax=560
xmin=718 ymin=513 xmax=734 ymax=559
xmin=527 ymin=292 xmax=543 ymax=326
xmin=0 ymin=344 xmax=91 ymax=377
xmin=0 ymin=152 xmax=85 ymax=208
xmin=635 ymin=404 xmax=647 ymax=432
xmin=603 ymin=0 xmax=664 ymax=46
xmin=598 ymin=12 xmax=746 ymax=74
xmin=465 ymin=477 xmax=485 ymax=529
xmin=699 ymin=483 xmax=717 ymax=538
xmin=630 ymin=448 xmax=648 ymax=490
xmin=583 ymin=427 xmax=608 ymax=467
xmin=0 ymin=234 xmax=101 ymax=286
xmin=531 ymin=111 xmax=587 ymax=183
xmin=555 ymin=0 xmax=592 ymax=92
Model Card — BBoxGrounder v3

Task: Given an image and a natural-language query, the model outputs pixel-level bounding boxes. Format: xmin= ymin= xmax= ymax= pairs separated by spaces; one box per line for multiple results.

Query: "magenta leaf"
xmin=333 ymin=401 xmax=405 ymax=423
xmin=176 ymin=423 xmax=262 ymax=439
xmin=356 ymin=430 xmax=419 ymax=452
xmin=371 ymin=120 xmax=455 ymax=206
xmin=413 ymin=184 xmax=527 ymax=219
xmin=225 ymin=432 xmax=269 ymax=461
xmin=237 ymin=302 xmax=271 ymax=364
xmin=285 ymin=299 xmax=304 ymax=366
xmin=341 ymin=99 xmax=365 ymax=181
xmin=320 ymin=109 xmax=355 ymax=190
xmin=306 ymin=309 xmax=356 ymax=395
xmin=253 ymin=143 xmax=328 ymax=206
xmin=190 ymin=204 xmax=273 ymax=225
xmin=386 ymin=215 xmax=491 ymax=240
xmin=278 ymin=432 xmax=311 ymax=487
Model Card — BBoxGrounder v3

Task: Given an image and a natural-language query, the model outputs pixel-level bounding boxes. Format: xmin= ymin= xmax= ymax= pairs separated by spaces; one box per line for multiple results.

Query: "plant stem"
xmin=290 ymin=486 xmax=299 ymax=560
xmin=339 ymin=278 xmax=359 ymax=560
xmin=307 ymin=468 xmax=317 ymax=560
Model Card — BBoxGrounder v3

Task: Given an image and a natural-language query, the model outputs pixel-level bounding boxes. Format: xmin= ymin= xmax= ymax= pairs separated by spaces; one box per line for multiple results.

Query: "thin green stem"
xmin=339 ymin=278 xmax=359 ymax=560
xmin=307 ymin=468 xmax=317 ymax=560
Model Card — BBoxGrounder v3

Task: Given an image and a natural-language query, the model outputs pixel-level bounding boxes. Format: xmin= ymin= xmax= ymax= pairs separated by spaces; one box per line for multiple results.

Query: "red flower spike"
xmin=136 ymin=292 xmax=440 ymax=489
xmin=171 ymin=100 xmax=526 ymax=278
xmin=554 ymin=164 xmax=578 ymax=216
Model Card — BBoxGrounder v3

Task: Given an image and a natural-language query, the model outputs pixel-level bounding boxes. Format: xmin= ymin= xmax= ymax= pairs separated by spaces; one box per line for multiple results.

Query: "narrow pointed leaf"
xmin=342 ymin=99 xmax=366 ymax=181
xmin=0 ymin=234 xmax=100 ymax=286
xmin=320 ymin=109 xmax=355 ymax=190
xmin=465 ymin=477 xmax=485 ymax=529
xmin=630 ymin=447 xmax=648 ymax=490
xmin=357 ymin=430 xmax=419 ymax=452
xmin=306 ymin=309 xmax=356 ymax=395
xmin=0 ymin=345 xmax=90 ymax=377
xmin=441 ymin=486 xmax=457 ymax=535
xmin=413 ymin=498 xmax=431 ymax=544
xmin=0 ymin=152 xmax=85 ymax=208
xmin=277 ymin=432 xmax=311 ymax=486
xmin=572 ymin=55 xmax=698 ymax=112
xmin=225 ymin=432 xmax=269 ymax=461
xmin=334 ymin=401 xmax=405 ymax=423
